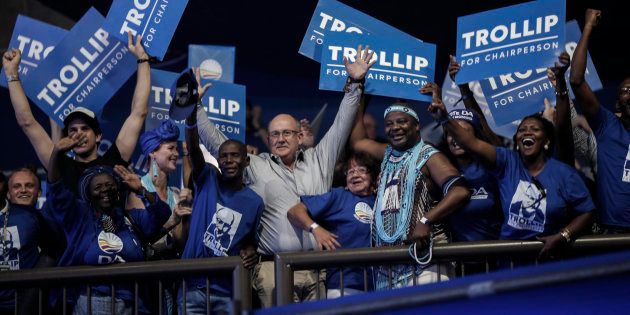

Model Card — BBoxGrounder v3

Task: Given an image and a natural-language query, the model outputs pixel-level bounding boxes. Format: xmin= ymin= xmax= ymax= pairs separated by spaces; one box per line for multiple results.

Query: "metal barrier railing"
xmin=274 ymin=234 xmax=630 ymax=306
xmin=0 ymin=256 xmax=251 ymax=314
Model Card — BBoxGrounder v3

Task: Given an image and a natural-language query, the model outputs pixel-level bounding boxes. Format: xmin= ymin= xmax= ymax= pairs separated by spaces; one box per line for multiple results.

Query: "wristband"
xmin=419 ymin=216 xmax=432 ymax=225
xmin=5 ymin=74 xmax=19 ymax=82
xmin=309 ymin=222 xmax=320 ymax=232
xmin=137 ymin=56 xmax=158 ymax=64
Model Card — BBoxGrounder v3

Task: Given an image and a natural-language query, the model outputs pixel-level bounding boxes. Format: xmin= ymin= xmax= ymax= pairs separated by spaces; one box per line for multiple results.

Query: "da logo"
xmin=98 ymin=231 xmax=124 ymax=254
xmin=354 ymin=201 xmax=374 ymax=224
xmin=199 ymin=59 xmax=223 ymax=80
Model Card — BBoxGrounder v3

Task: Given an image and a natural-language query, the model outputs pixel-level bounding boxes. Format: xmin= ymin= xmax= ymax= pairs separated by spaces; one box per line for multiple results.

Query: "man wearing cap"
xmin=177 ymin=46 xmax=375 ymax=307
xmin=2 ymin=33 xmax=151 ymax=195
xmin=350 ymin=100 xmax=470 ymax=288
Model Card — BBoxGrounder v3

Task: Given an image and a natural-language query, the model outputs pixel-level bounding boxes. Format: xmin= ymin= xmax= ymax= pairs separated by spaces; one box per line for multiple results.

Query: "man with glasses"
xmin=570 ymin=9 xmax=630 ymax=233
xmin=194 ymin=46 xmax=375 ymax=307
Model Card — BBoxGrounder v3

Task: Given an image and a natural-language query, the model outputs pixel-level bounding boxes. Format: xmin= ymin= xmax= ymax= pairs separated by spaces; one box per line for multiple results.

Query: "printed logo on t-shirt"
xmin=381 ymin=173 xmax=401 ymax=214
xmin=470 ymin=187 xmax=489 ymax=200
xmin=507 ymin=180 xmax=547 ymax=233
xmin=204 ymin=204 xmax=243 ymax=256
xmin=97 ymin=231 xmax=126 ymax=264
xmin=354 ymin=202 xmax=374 ymax=224
xmin=622 ymin=144 xmax=630 ymax=182
xmin=0 ymin=226 xmax=21 ymax=270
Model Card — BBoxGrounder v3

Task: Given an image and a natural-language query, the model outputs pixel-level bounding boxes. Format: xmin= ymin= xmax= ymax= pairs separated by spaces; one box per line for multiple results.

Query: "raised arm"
xmin=185 ymin=108 xmax=206 ymax=180
xmin=48 ymin=134 xmax=85 ymax=183
xmin=449 ymin=55 xmax=502 ymax=146
xmin=3 ymin=48 xmax=54 ymax=168
xmin=193 ymin=68 xmax=227 ymax=156
xmin=446 ymin=120 xmax=497 ymax=168
xmin=349 ymin=95 xmax=387 ymax=160
xmin=116 ymin=32 xmax=150 ymax=161
xmin=315 ymin=45 xmax=377 ymax=169
xmin=569 ymin=9 xmax=601 ymax=118
xmin=549 ymin=52 xmax=575 ymax=166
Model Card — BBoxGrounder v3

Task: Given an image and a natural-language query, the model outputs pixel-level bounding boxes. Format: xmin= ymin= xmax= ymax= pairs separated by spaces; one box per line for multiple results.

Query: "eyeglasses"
xmin=345 ymin=166 xmax=369 ymax=177
xmin=621 ymin=87 xmax=630 ymax=95
xmin=269 ymin=130 xmax=300 ymax=139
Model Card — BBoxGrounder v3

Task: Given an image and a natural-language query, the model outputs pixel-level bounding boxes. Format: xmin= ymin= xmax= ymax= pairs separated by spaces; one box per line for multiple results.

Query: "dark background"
xmin=1 ymin=0 xmax=628 ymax=170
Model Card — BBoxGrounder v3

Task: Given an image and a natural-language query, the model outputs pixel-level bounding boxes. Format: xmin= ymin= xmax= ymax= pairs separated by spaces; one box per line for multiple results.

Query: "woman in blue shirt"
xmin=288 ymin=152 xmax=377 ymax=298
xmin=47 ymin=135 xmax=171 ymax=315
xmin=447 ymin=112 xmax=595 ymax=259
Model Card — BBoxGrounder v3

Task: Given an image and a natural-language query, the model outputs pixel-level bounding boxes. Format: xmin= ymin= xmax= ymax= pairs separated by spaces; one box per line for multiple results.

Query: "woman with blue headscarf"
xmin=136 ymin=120 xmax=193 ymax=256
xmin=47 ymin=133 xmax=171 ymax=315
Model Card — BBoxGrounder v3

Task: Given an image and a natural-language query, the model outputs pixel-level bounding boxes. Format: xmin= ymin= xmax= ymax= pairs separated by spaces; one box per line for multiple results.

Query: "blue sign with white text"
xmin=0 ymin=15 xmax=67 ymax=88
xmin=300 ymin=0 xmax=421 ymax=63
xmin=455 ymin=0 xmax=565 ymax=84
xmin=319 ymin=32 xmax=434 ymax=102
xmin=188 ymin=44 xmax=235 ymax=83
xmin=145 ymin=69 xmax=246 ymax=142
xmin=21 ymin=8 xmax=137 ymax=126
xmin=102 ymin=0 xmax=188 ymax=60
xmin=441 ymin=70 xmax=518 ymax=138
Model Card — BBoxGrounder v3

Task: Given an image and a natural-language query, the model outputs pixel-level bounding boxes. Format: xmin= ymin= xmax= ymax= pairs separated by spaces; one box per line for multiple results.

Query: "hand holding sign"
xmin=2 ymin=49 xmax=21 ymax=77
xmin=127 ymin=32 xmax=149 ymax=60
xmin=343 ymin=45 xmax=376 ymax=80
xmin=585 ymin=9 xmax=601 ymax=28
xmin=448 ymin=55 xmax=461 ymax=82
xmin=549 ymin=51 xmax=571 ymax=80
xmin=420 ymin=82 xmax=447 ymax=120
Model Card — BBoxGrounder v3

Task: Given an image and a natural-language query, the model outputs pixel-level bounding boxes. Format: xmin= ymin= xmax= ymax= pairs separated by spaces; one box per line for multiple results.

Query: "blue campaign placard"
xmin=299 ymin=0 xmax=421 ymax=63
xmin=0 ymin=15 xmax=67 ymax=88
xmin=455 ymin=0 xmax=565 ymax=84
xmin=188 ymin=44 xmax=235 ymax=83
xmin=564 ymin=20 xmax=602 ymax=96
xmin=319 ymin=32 xmax=435 ymax=102
xmin=145 ymin=69 xmax=246 ymax=142
xmin=441 ymin=70 xmax=518 ymax=138
xmin=102 ymin=0 xmax=188 ymax=60
xmin=479 ymin=66 xmax=553 ymax=126
xmin=21 ymin=7 xmax=137 ymax=126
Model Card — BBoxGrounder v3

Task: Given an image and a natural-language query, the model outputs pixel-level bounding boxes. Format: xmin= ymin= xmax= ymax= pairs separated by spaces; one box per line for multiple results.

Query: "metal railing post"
xmin=232 ymin=264 xmax=252 ymax=312
xmin=275 ymin=254 xmax=294 ymax=307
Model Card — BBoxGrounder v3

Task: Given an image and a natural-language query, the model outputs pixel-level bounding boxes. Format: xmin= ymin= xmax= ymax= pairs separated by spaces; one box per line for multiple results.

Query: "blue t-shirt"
xmin=493 ymin=147 xmax=595 ymax=240
xmin=47 ymin=181 xmax=170 ymax=309
xmin=301 ymin=187 xmax=375 ymax=291
xmin=182 ymin=165 xmax=264 ymax=295
xmin=0 ymin=204 xmax=55 ymax=308
xmin=448 ymin=161 xmax=502 ymax=242
xmin=589 ymin=107 xmax=630 ymax=227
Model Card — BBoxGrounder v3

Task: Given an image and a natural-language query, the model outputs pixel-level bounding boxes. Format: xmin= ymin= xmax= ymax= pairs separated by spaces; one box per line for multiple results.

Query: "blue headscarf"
xmin=139 ymin=120 xmax=180 ymax=157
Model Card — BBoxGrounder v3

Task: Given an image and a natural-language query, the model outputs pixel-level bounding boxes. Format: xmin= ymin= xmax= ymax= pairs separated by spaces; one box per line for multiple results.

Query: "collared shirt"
xmin=196 ymin=83 xmax=362 ymax=254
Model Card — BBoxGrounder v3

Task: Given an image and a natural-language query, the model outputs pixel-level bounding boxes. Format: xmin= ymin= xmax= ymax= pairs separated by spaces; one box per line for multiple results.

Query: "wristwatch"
xmin=419 ymin=216 xmax=432 ymax=225
xmin=309 ymin=222 xmax=320 ymax=233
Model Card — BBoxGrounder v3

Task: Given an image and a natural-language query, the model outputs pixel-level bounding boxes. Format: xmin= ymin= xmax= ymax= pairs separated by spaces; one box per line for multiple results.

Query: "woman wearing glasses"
xmin=447 ymin=112 xmax=595 ymax=259
xmin=287 ymin=152 xmax=377 ymax=298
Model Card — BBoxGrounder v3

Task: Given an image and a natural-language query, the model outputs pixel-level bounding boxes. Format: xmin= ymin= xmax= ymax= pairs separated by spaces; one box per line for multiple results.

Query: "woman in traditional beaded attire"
xmin=350 ymin=103 xmax=471 ymax=289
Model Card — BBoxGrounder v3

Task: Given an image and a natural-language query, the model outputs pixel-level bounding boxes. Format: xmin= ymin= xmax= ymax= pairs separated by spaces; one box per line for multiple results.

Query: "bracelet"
xmin=309 ymin=222 xmax=320 ymax=233
xmin=419 ymin=216 xmax=432 ymax=225
xmin=184 ymin=123 xmax=197 ymax=130
xmin=5 ymin=74 xmax=19 ymax=82
xmin=555 ymin=89 xmax=568 ymax=97
xmin=559 ymin=228 xmax=572 ymax=243
xmin=137 ymin=56 xmax=158 ymax=64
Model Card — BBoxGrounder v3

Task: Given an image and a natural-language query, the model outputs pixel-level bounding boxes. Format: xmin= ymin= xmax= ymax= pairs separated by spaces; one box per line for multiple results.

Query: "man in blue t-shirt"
xmin=570 ymin=8 xmax=630 ymax=232
xmin=179 ymin=111 xmax=264 ymax=314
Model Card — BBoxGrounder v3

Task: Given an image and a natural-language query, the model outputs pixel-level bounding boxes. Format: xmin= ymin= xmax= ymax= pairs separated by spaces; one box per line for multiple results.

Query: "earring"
xmin=544 ymin=144 xmax=549 ymax=150
xmin=516 ymin=145 xmax=520 ymax=151
xmin=152 ymin=159 xmax=158 ymax=178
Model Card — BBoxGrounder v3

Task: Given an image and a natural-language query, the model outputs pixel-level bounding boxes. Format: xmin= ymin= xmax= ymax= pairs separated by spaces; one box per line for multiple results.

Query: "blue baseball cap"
xmin=168 ymin=68 xmax=200 ymax=121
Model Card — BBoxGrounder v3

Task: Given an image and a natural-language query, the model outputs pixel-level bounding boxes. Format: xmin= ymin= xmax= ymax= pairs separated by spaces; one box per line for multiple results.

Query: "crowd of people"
xmin=0 ymin=8 xmax=628 ymax=315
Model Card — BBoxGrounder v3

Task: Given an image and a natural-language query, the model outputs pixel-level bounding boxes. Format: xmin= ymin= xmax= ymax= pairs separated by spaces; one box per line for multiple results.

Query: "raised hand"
xmin=2 ymin=48 xmax=21 ymax=76
xmin=114 ymin=165 xmax=142 ymax=193
xmin=550 ymin=52 xmax=571 ymax=78
xmin=585 ymin=9 xmax=601 ymax=28
xmin=420 ymin=82 xmax=447 ymax=120
xmin=193 ymin=67 xmax=213 ymax=99
xmin=541 ymin=98 xmax=556 ymax=125
xmin=55 ymin=133 xmax=86 ymax=153
xmin=448 ymin=55 xmax=461 ymax=81
xmin=127 ymin=31 xmax=149 ymax=60
xmin=343 ymin=45 xmax=376 ymax=80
